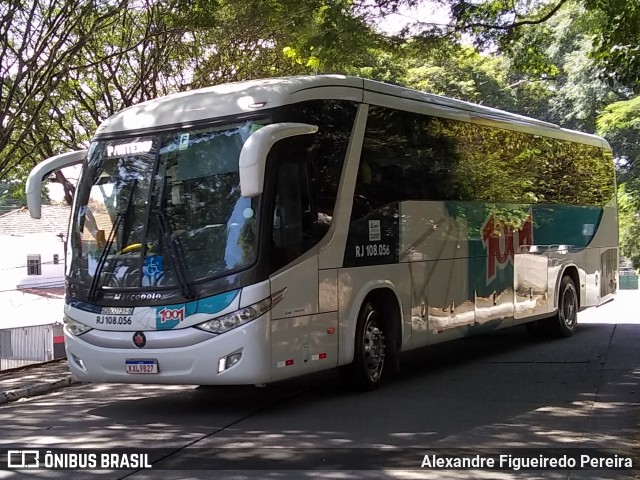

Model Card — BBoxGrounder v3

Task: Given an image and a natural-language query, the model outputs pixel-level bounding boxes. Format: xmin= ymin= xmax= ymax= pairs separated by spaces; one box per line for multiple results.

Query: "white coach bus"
xmin=27 ymin=75 xmax=617 ymax=390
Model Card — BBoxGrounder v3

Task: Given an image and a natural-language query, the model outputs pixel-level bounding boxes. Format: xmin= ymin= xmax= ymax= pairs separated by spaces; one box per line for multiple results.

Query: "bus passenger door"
xmin=266 ymin=154 xmax=337 ymax=382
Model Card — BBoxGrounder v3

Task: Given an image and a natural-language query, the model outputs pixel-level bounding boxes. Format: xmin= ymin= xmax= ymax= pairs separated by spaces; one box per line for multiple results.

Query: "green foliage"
xmin=597 ymin=97 xmax=640 ymax=135
xmin=617 ymin=183 xmax=640 ymax=268
xmin=424 ymin=0 xmax=639 ymax=91
xmin=401 ymin=43 xmax=517 ymax=109
xmin=345 ymin=47 xmax=406 ymax=84
xmin=0 ymin=180 xmax=26 ymax=205
xmin=1 ymin=0 xmax=386 ymax=190
xmin=0 ymin=0 xmax=208 ymax=194
xmin=0 ymin=164 xmax=49 ymax=206
xmin=446 ymin=0 xmax=571 ymax=50
xmin=424 ymin=0 xmax=640 ymax=101
xmin=597 ymin=96 xmax=640 ymax=170
xmin=587 ymin=0 xmax=640 ymax=92
xmin=185 ymin=0 xmax=385 ymax=87
xmin=0 ymin=0 xmax=637 ymax=258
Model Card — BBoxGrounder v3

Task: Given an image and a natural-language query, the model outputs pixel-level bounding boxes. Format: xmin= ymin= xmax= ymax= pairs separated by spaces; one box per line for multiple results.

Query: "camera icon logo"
xmin=7 ymin=450 xmax=40 ymax=468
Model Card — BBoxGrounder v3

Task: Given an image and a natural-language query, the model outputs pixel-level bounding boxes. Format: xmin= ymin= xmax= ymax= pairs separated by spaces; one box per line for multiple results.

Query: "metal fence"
xmin=619 ymin=269 xmax=639 ymax=290
xmin=0 ymin=323 xmax=65 ymax=370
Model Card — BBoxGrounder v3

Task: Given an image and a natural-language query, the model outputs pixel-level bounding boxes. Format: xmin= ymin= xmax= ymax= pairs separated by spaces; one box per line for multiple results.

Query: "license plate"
xmin=125 ymin=359 xmax=158 ymax=374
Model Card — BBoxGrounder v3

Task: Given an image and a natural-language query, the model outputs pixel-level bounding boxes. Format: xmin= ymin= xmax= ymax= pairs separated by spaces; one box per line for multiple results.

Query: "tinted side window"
xmin=357 ymin=105 xmax=614 ymax=212
xmin=355 ymin=106 xmax=464 ymax=220
xmin=266 ymin=150 xmax=317 ymax=273
xmin=278 ymin=100 xmax=358 ymax=218
xmin=264 ymin=100 xmax=358 ymax=273
xmin=532 ymin=138 xmax=615 ymax=205
xmin=435 ymin=120 xmax=615 ymax=205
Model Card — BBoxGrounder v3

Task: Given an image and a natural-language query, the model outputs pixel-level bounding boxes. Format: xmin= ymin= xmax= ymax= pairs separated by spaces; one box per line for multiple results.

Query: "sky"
xmin=375 ymin=1 xmax=451 ymax=35
xmin=47 ymin=165 xmax=80 ymax=203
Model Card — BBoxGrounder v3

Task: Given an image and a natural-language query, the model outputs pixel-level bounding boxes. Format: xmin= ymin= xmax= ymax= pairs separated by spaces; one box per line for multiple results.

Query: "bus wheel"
xmin=547 ymin=276 xmax=578 ymax=338
xmin=342 ymin=302 xmax=386 ymax=391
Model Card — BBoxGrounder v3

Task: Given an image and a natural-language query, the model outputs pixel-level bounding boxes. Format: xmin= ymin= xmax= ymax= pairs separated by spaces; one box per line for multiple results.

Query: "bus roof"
xmin=95 ymin=75 xmax=609 ymax=149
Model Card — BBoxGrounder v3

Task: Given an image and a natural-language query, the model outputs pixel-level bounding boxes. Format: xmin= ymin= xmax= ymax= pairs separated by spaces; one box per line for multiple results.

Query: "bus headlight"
xmin=197 ymin=297 xmax=271 ymax=334
xmin=64 ymin=315 xmax=92 ymax=336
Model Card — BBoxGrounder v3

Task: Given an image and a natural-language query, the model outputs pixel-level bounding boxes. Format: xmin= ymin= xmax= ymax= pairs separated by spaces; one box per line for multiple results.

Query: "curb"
xmin=0 ymin=376 xmax=79 ymax=405
xmin=0 ymin=358 xmax=68 ymax=375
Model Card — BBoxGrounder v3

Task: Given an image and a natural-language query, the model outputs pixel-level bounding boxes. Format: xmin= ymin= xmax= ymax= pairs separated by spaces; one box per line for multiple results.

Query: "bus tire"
xmin=546 ymin=275 xmax=579 ymax=338
xmin=341 ymin=302 xmax=386 ymax=391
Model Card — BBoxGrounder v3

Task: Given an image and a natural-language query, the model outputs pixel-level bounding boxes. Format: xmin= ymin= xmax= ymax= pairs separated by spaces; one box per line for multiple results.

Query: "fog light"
xmin=227 ymin=352 xmax=241 ymax=367
xmin=218 ymin=351 xmax=242 ymax=373
xmin=71 ymin=353 xmax=86 ymax=372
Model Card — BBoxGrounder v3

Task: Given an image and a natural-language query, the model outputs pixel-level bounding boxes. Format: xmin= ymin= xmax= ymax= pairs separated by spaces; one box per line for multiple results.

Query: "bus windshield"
xmin=67 ymin=121 xmax=261 ymax=294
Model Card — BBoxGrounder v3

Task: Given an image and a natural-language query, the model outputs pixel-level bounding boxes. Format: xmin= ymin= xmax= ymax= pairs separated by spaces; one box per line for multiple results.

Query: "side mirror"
xmin=239 ymin=123 xmax=318 ymax=197
xmin=26 ymin=150 xmax=87 ymax=219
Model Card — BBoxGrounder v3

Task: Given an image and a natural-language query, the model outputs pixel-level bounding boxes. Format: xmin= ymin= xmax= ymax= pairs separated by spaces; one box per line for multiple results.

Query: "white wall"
xmin=0 ymin=233 xmax=65 ymax=291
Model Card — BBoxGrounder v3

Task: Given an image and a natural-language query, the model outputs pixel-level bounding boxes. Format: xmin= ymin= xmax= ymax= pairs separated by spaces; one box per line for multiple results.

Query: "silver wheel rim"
xmin=362 ymin=310 xmax=385 ymax=383
xmin=560 ymin=285 xmax=577 ymax=330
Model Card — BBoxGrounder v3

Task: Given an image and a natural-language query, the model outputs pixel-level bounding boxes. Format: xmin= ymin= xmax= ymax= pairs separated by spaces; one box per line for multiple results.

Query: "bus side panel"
xmin=584 ymin=205 xmax=618 ymax=306
xmin=409 ymin=261 xmax=429 ymax=349
xmin=270 ymin=312 xmax=338 ymax=382
xmin=399 ymin=201 xmax=473 ymax=346
xmin=585 ymin=251 xmax=602 ymax=307
xmin=547 ymin=251 xmax=584 ymax=313
xmin=457 ymin=202 xmax=517 ymax=333
xmin=531 ymin=203 xmax=615 ymax=309
xmin=426 ymin=257 xmax=475 ymax=345
xmin=409 ymin=260 xmax=474 ymax=350
xmin=599 ymin=247 xmax=618 ymax=303
xmin=513 ymin=249 xmax=550 ymax=320
xmin=269 ymin=253 xmax=338 ymax=381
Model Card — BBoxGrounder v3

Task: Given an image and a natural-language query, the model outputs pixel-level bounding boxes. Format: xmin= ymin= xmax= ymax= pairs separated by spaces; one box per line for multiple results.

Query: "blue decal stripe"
xmin=153 ymin=289 xmax=240 ymax=330
xmin=196 ymin=290 xmax=240 ymax=314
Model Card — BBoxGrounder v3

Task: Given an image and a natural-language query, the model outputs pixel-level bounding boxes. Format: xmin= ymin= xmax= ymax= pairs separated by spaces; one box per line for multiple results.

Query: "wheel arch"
xmin=338 ymin=281 xmax=403 ymax=366
xmin=555 ymin=264 xmax=581 ymax=311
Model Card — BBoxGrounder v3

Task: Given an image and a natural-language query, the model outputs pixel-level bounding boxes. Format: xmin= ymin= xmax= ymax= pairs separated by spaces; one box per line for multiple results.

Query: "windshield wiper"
xmin=88 ymin=180 xmax=138 ymax=301
xmin=156 ymin=211 xmax=193 ymax=299
xmin=150 ymin=163 xmax=193 ymax=299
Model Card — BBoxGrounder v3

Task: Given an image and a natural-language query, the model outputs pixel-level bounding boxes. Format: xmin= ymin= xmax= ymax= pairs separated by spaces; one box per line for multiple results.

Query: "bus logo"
xmin=7 ymin=450 xmax=40 ymax=468
xmin=158 ymin=307 xmax=185 ymax=323
xmin=156 ymin=306 xmax=186 ymax=330
xmin=481 ymin=211 xmax=533 ymax=284
xmin=132 ymin=332 xmax=146 ymax=348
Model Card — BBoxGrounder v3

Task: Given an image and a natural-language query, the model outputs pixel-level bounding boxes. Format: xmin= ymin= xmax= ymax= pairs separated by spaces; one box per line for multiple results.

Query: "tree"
xmin=616 ymin=183 xmax=640 ymax=268
xmin=1 ymin=0 xmax=387 ymax=197
xmin=587 ymin=0 xmax=640 ymax=92
xmin=0 ymin=0 xmax=130 ymax=179
xmin=185 ymin=0 xmax=387 ymax=86
xmin=400 ymin=41 xmax=518 ymax=109
xmin=369 ymin=0 xmax=640 ymax=93
xmin=597 ymin=96 xmax=640 ymax=169
xmin=0 ymin=0 xmax=220 ymax=204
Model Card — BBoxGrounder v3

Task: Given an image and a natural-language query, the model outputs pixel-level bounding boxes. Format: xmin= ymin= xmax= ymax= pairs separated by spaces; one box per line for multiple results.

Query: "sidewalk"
xmin=0 ymin=359 xmax=77 ymax=404
xmin=0 ymin=289 xmax=64 ymax=329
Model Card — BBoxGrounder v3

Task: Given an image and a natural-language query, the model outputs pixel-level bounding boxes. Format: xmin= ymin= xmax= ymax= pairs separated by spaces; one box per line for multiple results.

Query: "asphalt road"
xmin=0 ymin=291 xmax=638 ymax=480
